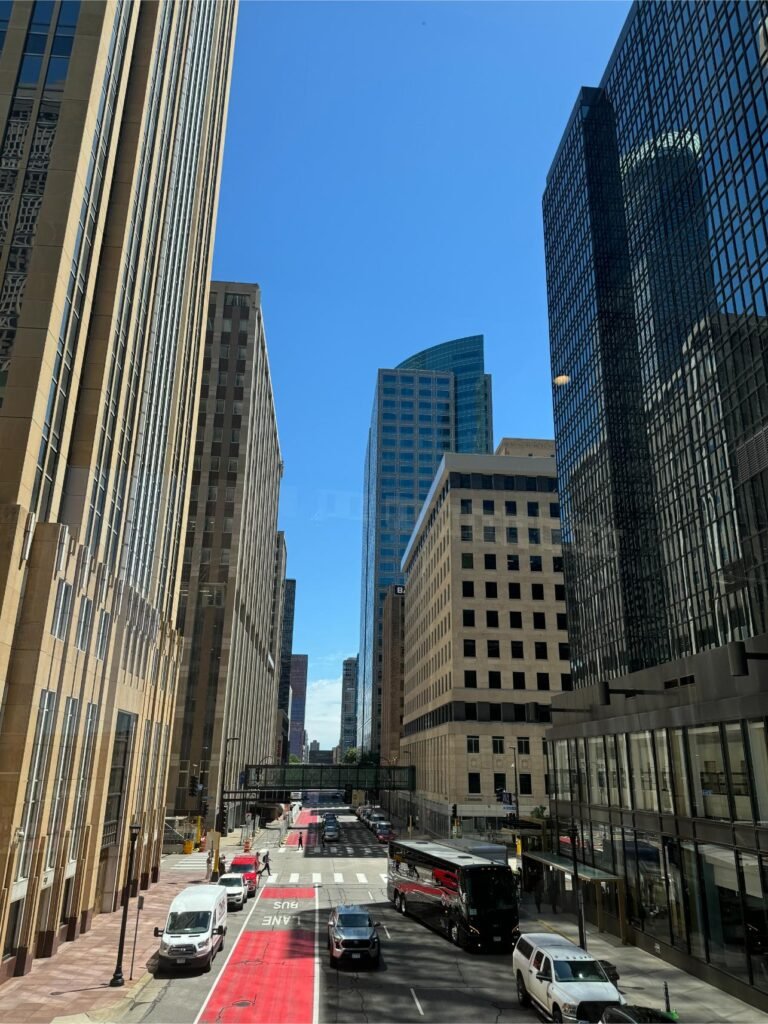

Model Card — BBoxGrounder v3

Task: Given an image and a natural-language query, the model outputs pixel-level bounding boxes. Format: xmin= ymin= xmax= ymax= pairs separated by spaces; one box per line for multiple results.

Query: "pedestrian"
xmin=298 ymin=832 xmax=303 ymax=850
xmin=548 ymin=877 xmax=558 ymax=914
xmin=205 ymin=850 xmax=213 ymax=881
xmin=219 ymin=852 xmax=227 ymax=875
xmin=534 ymin=875 xmax=544 ymax=914
xmin=263 ymin=850 xmax=271 ymax=876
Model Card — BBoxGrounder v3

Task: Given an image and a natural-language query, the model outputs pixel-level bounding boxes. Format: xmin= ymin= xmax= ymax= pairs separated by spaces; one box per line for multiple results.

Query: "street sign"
xmin=503 ymin=798 xmax=517 ymax=815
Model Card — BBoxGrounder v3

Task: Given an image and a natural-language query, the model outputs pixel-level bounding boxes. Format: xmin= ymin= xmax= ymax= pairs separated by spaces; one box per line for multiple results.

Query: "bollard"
xmin=664 ymin=981 xmax=670 ymax=1012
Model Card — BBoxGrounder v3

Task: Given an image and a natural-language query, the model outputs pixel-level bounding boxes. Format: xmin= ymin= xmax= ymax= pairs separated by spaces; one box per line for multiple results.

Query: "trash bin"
xmin=183 ymin=839 xmax=194 ymax=855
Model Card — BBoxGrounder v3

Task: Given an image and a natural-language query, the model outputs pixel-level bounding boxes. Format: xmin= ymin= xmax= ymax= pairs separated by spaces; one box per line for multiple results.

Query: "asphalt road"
xmin=127 ymin=808 xmax=538 ymax=1024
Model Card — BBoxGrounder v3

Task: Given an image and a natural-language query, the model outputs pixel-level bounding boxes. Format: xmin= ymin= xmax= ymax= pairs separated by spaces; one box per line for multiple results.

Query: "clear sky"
xmin=211 ymin=0 xmax=631 ymax=749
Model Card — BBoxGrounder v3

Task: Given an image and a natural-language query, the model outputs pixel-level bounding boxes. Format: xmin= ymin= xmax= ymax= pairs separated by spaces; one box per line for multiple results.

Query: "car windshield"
xmin=464 ymin=867 xmax=516 ymax=910
xmin=230 ymin=863 xmax=251 ymax=874
xmin=219 ymin=877 xmax=242 ymax=887
xmin=337 ymin=914 xmax=370 ymax=929
xmin=553 ymin=959 xmax=609 ymax=983
xmin=166 ymin=911 xmax=211 ymax=934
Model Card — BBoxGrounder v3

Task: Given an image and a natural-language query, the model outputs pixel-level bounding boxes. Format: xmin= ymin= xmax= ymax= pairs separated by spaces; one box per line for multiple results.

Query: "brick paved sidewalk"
xmin=0 ymin=828 xmax=272 ymax=1024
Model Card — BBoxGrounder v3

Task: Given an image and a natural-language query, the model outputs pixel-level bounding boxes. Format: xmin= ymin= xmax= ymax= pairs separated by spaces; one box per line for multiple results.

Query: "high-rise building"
xmin=277 ymin=578 xmax=296 ymax=761
xmin=339 ymin=655 xmax=358 ymax=757
xmin=0 ymin=0 xmax=236 ymax=981
xmin=543 ymin=1 xmax=768 ymax=1008
xmin=269 ymin=532 xmax=287 ymax=762
xmin=168 ymin=282 xmax=282 ymax=825
xmin=380 ymin=586 xmax=405 ymax=766
xmin=289 ymin=654 xmax=308 ymax=759
xmin=358 ymin=336 xmax=493 ymax=755
xmin=399 ymin=443 xmax=566 ymax=836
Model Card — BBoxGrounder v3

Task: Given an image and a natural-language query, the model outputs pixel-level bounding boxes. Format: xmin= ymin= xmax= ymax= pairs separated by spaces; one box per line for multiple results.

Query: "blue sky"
xmin=211 ymin=0 xmax=631 ymax=748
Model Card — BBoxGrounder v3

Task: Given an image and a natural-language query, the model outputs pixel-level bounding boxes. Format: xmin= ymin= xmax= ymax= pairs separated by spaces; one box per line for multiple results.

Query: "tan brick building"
xmin=399 ymin=441 xmax=571 ymax=836
xmin=380 ymin=585 xmax=404 ymax=765
xmin=0 ymin=0 xmax=236 ymax=980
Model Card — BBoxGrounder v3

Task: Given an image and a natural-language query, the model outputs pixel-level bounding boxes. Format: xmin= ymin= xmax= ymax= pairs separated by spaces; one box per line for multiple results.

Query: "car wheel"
xmin=204 ymin=954 xmax=213 ymax=974
xmin=371 ymin=954 xmax=380 ymax=969
xmin=328 ymin=951 xmax=336 ymax=968
xmin=400 ymin=894 xmax=407 ymax=916
xmin=552 ymin=1007 xmax=563 ymax=1023
xmin=450 ymin=922 xmax=461 ymax=946
xmin=393 ymin=891 xmax=401 ymax=911
xmin=516 ymin=971 xmax=530 ymax=1008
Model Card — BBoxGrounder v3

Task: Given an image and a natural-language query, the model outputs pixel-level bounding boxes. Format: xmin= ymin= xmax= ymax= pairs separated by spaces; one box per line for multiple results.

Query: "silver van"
xmin=155 ymin=884 xmax=227 ymax=972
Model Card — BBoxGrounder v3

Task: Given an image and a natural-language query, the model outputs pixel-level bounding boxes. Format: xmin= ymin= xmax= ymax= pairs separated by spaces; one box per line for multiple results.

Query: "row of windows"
xmin=467 ymin=770 xmax=534 ymax=796
xmin=460 ymin=499 xmax=560 ymax=518
xmin=463 ymin=638 xmax=570 ymax=660
xmin=459 ymin=524 xmax=562 ymax=545
xmin=462 ymin=579 xmax=566 ymax=602
xmin=463 ymin=669 xmax=573 ymax=691
xmin=461 ymin=551 xmax=564 ymax=573
xmin=448 ymin=472 xmax=557 ymax=494
xmin=461 ymin=608 xmax=567 ymax=631
xmin=466 ymin=735 xmax=539 ymax=755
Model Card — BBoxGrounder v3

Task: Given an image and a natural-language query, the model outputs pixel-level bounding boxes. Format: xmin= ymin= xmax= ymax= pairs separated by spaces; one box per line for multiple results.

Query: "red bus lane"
xmin=199 ymin=887 xmax=318 ymax=1024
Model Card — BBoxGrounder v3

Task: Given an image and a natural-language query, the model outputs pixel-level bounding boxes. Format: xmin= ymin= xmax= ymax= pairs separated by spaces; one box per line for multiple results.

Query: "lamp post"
xmin=109 ymin=821 xmax=140 ymax=987
xmin=568 ymin=820 xmax=587 ymax=949
xmin=212 ymin=736 xmax=239 ymax=881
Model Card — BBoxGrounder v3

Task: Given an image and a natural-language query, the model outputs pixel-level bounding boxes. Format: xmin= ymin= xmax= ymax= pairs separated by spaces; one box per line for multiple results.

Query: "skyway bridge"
xmin=223 ymin=762 xmax=415 ymax=802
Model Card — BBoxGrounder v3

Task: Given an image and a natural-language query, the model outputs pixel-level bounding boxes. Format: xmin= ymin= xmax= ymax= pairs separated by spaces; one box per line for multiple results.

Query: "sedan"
xmin=323 ymin=824 xmax=341 ymax=842
xmin=373 ymin=822 xmax=396 ymax=842
xmin=327 ymin=904 xmax=380 ymax=967
xmin=218 ymin=873 xmax=247 ymax=909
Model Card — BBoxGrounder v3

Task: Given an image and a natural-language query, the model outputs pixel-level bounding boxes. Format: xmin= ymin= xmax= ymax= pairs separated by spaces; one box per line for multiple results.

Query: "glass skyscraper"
xmin=357 ymin=337 xmax=493 ymax=754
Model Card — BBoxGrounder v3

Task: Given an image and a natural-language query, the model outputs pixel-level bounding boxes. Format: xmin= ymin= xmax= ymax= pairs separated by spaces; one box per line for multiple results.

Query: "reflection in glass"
xmin=554 ymin=740 xmax=571 ymax=801
xmin=617 ymin=734 xmax=631 ymax=809
xmin=680 ymin=841 xmax=706 ymax=960
xmin=605 ymin=735 xmax=619 ymax=806
xmin=689 ymin=725 xmax=729 ymax=819
xmin=740 ymin=853 xmax=768 ymax=993
xmin=746 ymin=720 xmax=768 ymax=825
xmin=635 ymin=830 xmax=669 ymax=942
xmin=588 ymin=735 xmax=608 ymax=805
xmin=724 ymin=722 xmax=751 ymax=821
xmin=655 ymin=730 xmax=674 ymax=813
xmin=663 ymin=837 xmax=687 ymax=949
xmin=630 ymin=731 xmax=658 ymax=812
xmin=670 ymin=728 xmax=691 ymax=816
xmin=699 ymin=844 xmax=748 ymax=982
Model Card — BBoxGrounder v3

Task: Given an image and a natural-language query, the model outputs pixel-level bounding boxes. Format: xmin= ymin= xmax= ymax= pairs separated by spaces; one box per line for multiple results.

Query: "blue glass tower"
xmin=357 ymin=336 xmax=493 ymax=754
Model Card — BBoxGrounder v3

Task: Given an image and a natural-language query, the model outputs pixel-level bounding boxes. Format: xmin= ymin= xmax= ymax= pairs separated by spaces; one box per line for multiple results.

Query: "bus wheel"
xmin=450 ymin=922 xmax=461 ymax=947
xmin=516 ymin=971 xmax=530 ymax=1007
xmin=400 ymin=894 xmax=407 ymax=916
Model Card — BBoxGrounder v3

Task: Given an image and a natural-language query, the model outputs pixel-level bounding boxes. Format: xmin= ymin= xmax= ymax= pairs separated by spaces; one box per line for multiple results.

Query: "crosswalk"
xmin=259 ymin=871 xmax=389 ymax=887
xmin=276 ymin=843 xmax=383 ymax=857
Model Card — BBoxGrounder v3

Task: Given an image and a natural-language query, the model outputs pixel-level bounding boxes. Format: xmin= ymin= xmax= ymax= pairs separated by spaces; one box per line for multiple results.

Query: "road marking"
xmin=356 ymin=872 xmax=367 ymax=883
xmin=334 ymin=872 xmax=343 ymax=883
xmin=383 ymin=924 xmax=391 ymax=939
xmin=410 ymin=988 xmax=424 ymax=1016
xmin=312 ymin=872 xmax=322 ymax=884
xmin=290 ymin=873 xmax=300 ymax=883
xmin=313 ymin=887 xmax=320 ymax=1024
xmin=265 ymin=873 xmax=279 ymax=884
xmin=379 ymin=873 xmax=388 ymax=882
xmin=192 ymin=881 xmax=265 ymax=1024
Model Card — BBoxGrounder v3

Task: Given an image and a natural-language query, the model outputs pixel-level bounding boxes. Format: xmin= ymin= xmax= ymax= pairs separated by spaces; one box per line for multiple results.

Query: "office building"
xmin=543 ymin=1 xmax=768 ymax=1008
xmin=269 ymin=533 xmax=287 ymax=762
xmin=276 ymin=578 xmax=296 ymax=762
xmin=289 ymin=654 xmax=308 ymax=759
xmin=399 ymin=444 xmax=566 ymax=836
xmin=380 ymin=586 xmax=405 ymax=766
xmin=168 ymin=282 xmax=283 ymax=824
xmin=0 ymin=0 xmax=236 ymax=981
xmin=339 ymin=655 xmax=358 ymax=757
xmin=358 ymin=336 xmax=493 ymax=756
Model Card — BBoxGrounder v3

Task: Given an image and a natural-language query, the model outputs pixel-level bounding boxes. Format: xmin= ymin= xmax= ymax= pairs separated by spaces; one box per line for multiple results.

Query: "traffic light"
xmin=201 ymin=799 xmax=209 ymax=819
xmin=188 ymin=774 xmax=198 ymax=797
xmin=218 ymin=805 xmax=228 ymax=835
xmin=451 ymin=804 xmax=458 ymax=821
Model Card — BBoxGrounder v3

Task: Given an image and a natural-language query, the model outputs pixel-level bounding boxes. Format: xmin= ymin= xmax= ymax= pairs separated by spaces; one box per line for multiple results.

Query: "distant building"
xmin=270 ymin=534 xmax=288 ymax=762
xmin=309 ymin=740 xmax=320 ymax=756
xmin=277 ymin=580 xmax=296 ymax=762
xmin=289 ymin=655 xmax=308 ymax=759
xmin=340 ymin=656 xmax=358 ymax=756
xmin=358 ymin=337 xmax=493 ymax=756
xmin=380 ymin=587 xmax=405 ymax=765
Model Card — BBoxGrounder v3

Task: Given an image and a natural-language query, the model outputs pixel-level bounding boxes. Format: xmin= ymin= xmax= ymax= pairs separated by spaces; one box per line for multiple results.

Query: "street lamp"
xmin=212 ymin=736 xmax=239 ymax=881
xmin=567 ymin=820 xmax=587 ymax=950
xmin=109 ymin=821 xmax=140 ymax=987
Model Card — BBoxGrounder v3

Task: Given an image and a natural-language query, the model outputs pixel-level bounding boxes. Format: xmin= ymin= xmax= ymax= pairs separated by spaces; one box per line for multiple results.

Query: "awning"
xmin=522 ymin=851 xmax=619 ymax=882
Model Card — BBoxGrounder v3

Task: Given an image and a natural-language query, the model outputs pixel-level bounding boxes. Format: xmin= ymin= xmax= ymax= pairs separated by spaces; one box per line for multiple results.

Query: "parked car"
xmin=360 ymin=806 xmax=381 ymax=824
xmin=155 ymin=885 xmax=227 ymax=973
xmin=327 ymin=904 xmax=380 ymax=967
xmin=218 ymin=873 xmax=247 ymax=909
xmin=373 ymin=821 xmax=395 ymax=842
xmin=595 ymin=1007 xmax=678 ymax=1023
xmin=367 ymin=812 xmax=388 ymax=831
xmin=229 ymin=853 xmax=259 ymax=896
xmin=513 ymin=932 xmax=625 ymax=1022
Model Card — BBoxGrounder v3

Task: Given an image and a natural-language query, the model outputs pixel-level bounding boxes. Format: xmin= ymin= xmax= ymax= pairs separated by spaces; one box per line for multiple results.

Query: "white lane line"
xmin=193 ymin=883 xmax=265 ymax=1024
xmin=289 ymin=872 xmax=300 ymax=884
xmin=383 ymin=924 xmax=391 ymax=939
xmin=312 ymin=872 xmax=322 ymax=884
xmin=410 ymin=988 xmax=424 ymax=1016
xmin=334 ymin=872 xmax=344 ymax=883
xmin=313 ymin=887 xmax=320 ymax=1024
xmin=368 ymin=890 xmax=374 ymax=901
xmin=379 ymin=873 xmax=388 ymax=883
xmin=356 ymin=873 xmax=367 ymax=884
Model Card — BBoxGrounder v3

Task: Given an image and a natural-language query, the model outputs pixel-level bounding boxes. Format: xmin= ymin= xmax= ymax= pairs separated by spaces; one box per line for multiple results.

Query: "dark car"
xmin=323 ymin=822 xmax=340 ymax=842
xmin=596 ymin=1006 xmax=678 ymax=1023
xmin=327 ymin=905 xmax=380 ymax=967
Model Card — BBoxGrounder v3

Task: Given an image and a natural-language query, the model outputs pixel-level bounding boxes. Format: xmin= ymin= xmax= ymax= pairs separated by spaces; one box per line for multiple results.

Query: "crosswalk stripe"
xmin=334 ymin=872 xmax=344 ymax=883
xmin=380 ymin=873 xmax=388 ymax=883
xmin=356 ymin=873 xmax=367 ymax=884
xmin=265 ymin=873 xmax=279 ymax=884
xmin=312 ymin=872 xmax=322 ymax=884
xmin=289 ymin=873 xmax=299 ymax=883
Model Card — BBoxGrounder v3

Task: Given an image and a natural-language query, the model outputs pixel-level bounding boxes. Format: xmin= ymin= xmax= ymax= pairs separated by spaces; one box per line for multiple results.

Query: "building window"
xmin=511 ymin=641 xmax=524 ymax=659
xmin=95 ymin=611 xmax=110 ymax=661
xmin=549 ymin=502 xmax=560 ymax=518
xmin=507 ymin=527 xmax=518 ymax=543
xmin=465 ymin=703 xmax=478 ymax=720
xmin=528 ymin=528 xmax=541 ymax=545
xmin=488 ymin=671 xmax=501 ymax=689
xmin=518 ymin=737 xmax=530 ymax=754
xmin=486 ymin=610 xmax=499 ymax=628
xmin=510 ymin=611 xmax=522 ymax=628
xmin=487 ymin=639 xmax=500 ymax=658
xmin=463 ymin=609 xmax=475 ymax=627
xmin=553 ymin=556 xmax=564 ymax=573
xmin=464 ymin=670 xmax=477 ymax=688
xmin=551 ymin=529 xmax=562 ymax=545
xmin=485 ymin=581 xmax=497 ymax=598
xmin=557 ymin=613 xmax=567 ymax=631
xmin=51 ymin=580 xmax=73 ymax=640
xmin=463 ymin=639 xmax=476 ymax=657
xmin=492 ymin=736 xmax=505 ymax=755
xmin=505 ymin=501 xmax=517 ymax=515
xmin=483 ymin=500 xmax=494 ymax=515
xmin=508 ymin=582 xmax=521 ymax=599
xmin=461 ymin=553 xmax=474 ymax=569
xmin=484 ymin=526 xmax=496 ymax=543
xmin=484 ymin=554 xmax=496 ymax=570
xmin=460 ymin=499 xmax=472 ymax=514
xmin=513 ymin=672 xmax=526 ymax=690
xmin=537 ymin=672 xmax=550 ymax=691
xmin=75 ymin=598 xmax=93 ymax=652
xmin=519 ymin=773 xmax=532 ymax=795
xmin=558 ymin=642 xmax=570 ymax=660
xmin=493 ymin=772 xmax=507 ymax=793
xmin=535 ymin=641 xmax=548 ymax=659
xmin=461 ymin=526 xmax=473 ymax=541
xmin=561 ymin=673 xmax=573 ymax=690
xmin=507 ymin=554 xmax=519 ymax=571
xmin=533 ymin=612 xmax=546 ymax=629
xmin=468 ymin=772 xmax=481 ymax=794
xmin=555 ymin=583 xmax=565 ymax=601
xmin=462 ymin=580 xmax=474 ymax=597
xmin=527 ymin=501 xmax=539 ymax=517
xmin=530 ymin=556 xmax=543 ymax=572
xmin=532 ymin=583 xmax=544 ymax=600
xmin=467 ymin=735 xmax=480 ymax=754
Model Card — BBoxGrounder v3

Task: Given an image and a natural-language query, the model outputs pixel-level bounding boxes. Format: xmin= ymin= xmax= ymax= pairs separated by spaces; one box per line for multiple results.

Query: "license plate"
xmin=351 ymin=953 xmax=361 ymax=959
xmin=176 ymin=958 xmax=186 ymax=963
xmin=493 ymin=937 xmax=502 ymax=942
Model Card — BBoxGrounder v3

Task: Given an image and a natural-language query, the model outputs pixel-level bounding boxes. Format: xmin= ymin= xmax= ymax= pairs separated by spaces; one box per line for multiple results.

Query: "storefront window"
xmin=699 ymin=844 xmax=748 ymax=983
xmin=616 ymin=734 xmax=632 ymax=809
xmin=554 ymin=740 xmax=570 ymax=801
xmin=605 ymin=735 xmax=619 ymax=806
xmin=670 ymin=728 xmax=691 ymax=817
xmin=689 ymin=725 xmax=729 ymax=820
xmin=680 ymin=841 xmax=706 ymax=961
xmin=746 ymin=720 xmax=768 ymax=826
xmin=577 ymin=738 xmax=589 ymax=804
xmin=740 ymin=852 xmax=768 ymax=993
xmin=654 ymin=730 xmax=674 ymax=813
xmin=623 ymin=828 xmax=640 ymax=924
xmin=588 ymin=736 xmax=608 ymax=806
xmin=662 ymin=837 xmax=687 ymax=949
xmin=635 ymin=831 xmax=669 ymax=942
xmin=630 ymin=731 xmax=658 ymax=812
xmin=592 ymin=822 xmax=614 ymax=874
xmin=724 ymin=722 xmax=751 ymax=822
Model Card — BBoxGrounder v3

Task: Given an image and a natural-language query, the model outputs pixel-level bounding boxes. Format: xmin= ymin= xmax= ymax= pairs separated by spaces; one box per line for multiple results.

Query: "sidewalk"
xmin=519 ymin=895 xmax=762 ymax=1023
xmin=0 ymin=826 xmax=274 ymax=1024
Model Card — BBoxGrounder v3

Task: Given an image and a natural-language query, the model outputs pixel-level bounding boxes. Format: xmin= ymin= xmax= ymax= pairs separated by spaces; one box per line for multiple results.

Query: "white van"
xmin=155 ymin=884 xmax=227 ymax=972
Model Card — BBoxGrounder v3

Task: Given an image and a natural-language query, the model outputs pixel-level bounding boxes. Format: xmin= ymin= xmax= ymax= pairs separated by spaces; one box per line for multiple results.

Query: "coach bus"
xmin=387 ymin=837 xmax=518 ymax=951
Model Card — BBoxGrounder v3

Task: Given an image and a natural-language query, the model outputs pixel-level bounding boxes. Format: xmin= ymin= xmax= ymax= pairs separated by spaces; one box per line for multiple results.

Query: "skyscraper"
xmin=358 ymin=337 xmax=493 ymax=754
xmin=277 ymin=578 xmax=296 ymax=762
xmin=543 ymin=1 xmax=768 ymax=1006
xmin=289 ymin=654 xmax=308 ymax=759
xmin=0 ymin=0 xmax=236 ymax=980
xmin=339 ymin=655 xmax=358 ymax=757
xmin=168 ymin=282 xmax=282 ymax=826
xmin=269 ymin=532 xmax=287 ymax=759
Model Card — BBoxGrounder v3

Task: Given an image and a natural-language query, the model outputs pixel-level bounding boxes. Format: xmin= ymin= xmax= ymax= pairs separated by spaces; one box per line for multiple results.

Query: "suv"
xmin=327 ymin=904 xmax=380 ymax=967
xmin=513 ymin=933 xmax=624 ymax=1023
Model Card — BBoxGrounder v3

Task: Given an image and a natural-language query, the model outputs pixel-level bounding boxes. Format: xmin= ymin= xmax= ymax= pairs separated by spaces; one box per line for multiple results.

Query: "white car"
xmin=513 ymin=932 xmax=625 ymax=1022
xmin=218 ymin=873 xmax=247 ymax=909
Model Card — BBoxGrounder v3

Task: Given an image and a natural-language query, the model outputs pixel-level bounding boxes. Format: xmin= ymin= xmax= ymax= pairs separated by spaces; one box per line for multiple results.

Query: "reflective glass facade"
xmin=357 ymin=337 xmax=493 ymax=754
xmin=544 ymin=0 xmax=768 ymax=688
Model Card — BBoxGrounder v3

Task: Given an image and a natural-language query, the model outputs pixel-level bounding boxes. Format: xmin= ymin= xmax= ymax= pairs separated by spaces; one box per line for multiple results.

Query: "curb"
xmin=50 ymin=969 xmax=156 ymax=1024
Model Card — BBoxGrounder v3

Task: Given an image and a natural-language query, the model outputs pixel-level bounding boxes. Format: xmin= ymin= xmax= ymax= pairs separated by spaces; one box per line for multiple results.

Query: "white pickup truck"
xmin=513 ymin=932 xmax=625 ymax=1023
